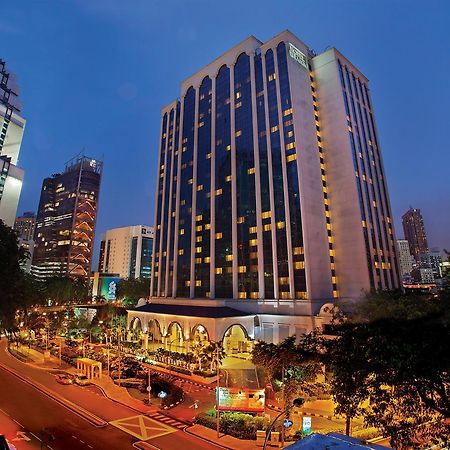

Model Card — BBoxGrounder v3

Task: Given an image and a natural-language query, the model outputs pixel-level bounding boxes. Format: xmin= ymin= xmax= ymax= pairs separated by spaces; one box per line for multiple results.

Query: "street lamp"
xmin=263 ymin=397 xmax=304 ymax=450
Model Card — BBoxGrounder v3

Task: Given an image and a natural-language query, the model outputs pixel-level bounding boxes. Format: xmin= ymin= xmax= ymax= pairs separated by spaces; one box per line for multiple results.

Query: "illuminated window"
xmin=238 ymin=266 xmax=247 ymax=273
xmin=180 ymin=199 xmax=186 ymax=206
xmin=204 ymin=257 xmax=210 ymax=263
xmin=247 ymin=167 xmax=255 ymax=175
xmin=276 ymin=221 xmax=285 ymax=229
xmin=235 ymin=92 xmax=241 ymax=99
xmin=195 ymin=257 xmax=202 ymax=263
xmin=279 ymin=277 xmax=289 ymax=285
xmin=185 ymin=281 xmax=190 ymax=287
xmin=235 ymin=102 xmax=242 ymax=108
xmin=196 ymin=214 xmax=202 ymax=221
xmin=261 ymin=211 xmax=271 ymax=219
xmin=188 ymin=178 xmax=193 ymax=185
xmin=293 ymin=247 xmax=304 ymax=255
xmin=270 ymin=125 xmax=279 ymax=133
xmin=283 ymin=108 xmax=293 ymax=116
xmin=196 ymin=246 xmax=202 ymax=253
xmin=287 ymin=130 xmax=294 ymax=137
xmin=226 ymin=144 xmax=231 ymax=151
xmin=237 ymin=216 xmax=245 ymax=224
xmin=249 ymin=239 xmax=257 ymax=246
xmin=333 ymin=290 xmax=339 ymax=298
xmin=280 ymin=291 xmax=290 ymax=299
xmin=205 ymin=223 xmax=211 ymax=230
xmin=296 ymin=291 xmax=307 ymax=300
xmin=198 ymin=121 xmax=204 ymax=128
xmin=215 ymin=267 xmax=223 ymax=274
xmin=286 ymin=142 xmax=295 ymax=150
xmin=196 ymin=236 xmax=202 ymax=243
xmin=225 ymin=254 xmax=233 ymax=261
xmin=197 ymin=184 xmax=203 ymax=191
xmin=249 ymin=226 xmax=257 ymax=234
xmin=286 ymin=154 xmax=296 ymax=162
xmin=294 ymin=261 xmax=305 ymax=270
xmin=206 ymin=153 xmax=212 ymax=159
xmin=179 ymin=229 xmax=185 ymax=235
xmin=268 ymin=73 xmax=276 ymax=81
xmin=284 ymin=119 xmax=293 ymax=127
xmin=238 ymin=292 xmax=247 ymax=299
xmin=235 ymin=130 xmax=242 ymax=137
xmin=215 ymin=232 xmax=223 ymax=239
xmin=195 ymin=280 xmax=201 ymax=287
xmin=264 ymin=223 xmax=271 ymax=232
xmin=250 ymin=292 xmax=259 ymax=299
xmin=215 ymin=188 xmax=222 ymax=196
xmin=226 ymin=175 xmax=232 ymax=182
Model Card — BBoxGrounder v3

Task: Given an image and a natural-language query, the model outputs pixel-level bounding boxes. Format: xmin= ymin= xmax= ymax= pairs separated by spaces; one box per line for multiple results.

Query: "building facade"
xmin=402 ymin=207 xmax=429 ymax=260
xmin=396 ymin=239 xmax=415 ymax=277
xmin=14 ymin=211 xmax=36 ymax=240
xmin=129 ymin=30 xmax=400 ymax=347
xmin=0 ymin=59 xmax=26 ymax=227
xmin=32 ymin=155 xmax=102 ymax=279
xmin=98 ymin=225 xmax=154 ymax=279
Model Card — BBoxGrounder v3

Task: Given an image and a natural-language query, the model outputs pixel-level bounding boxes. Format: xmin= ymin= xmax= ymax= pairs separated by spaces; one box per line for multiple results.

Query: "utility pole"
xmin=216 ymin=343 xmax=220 ymax=438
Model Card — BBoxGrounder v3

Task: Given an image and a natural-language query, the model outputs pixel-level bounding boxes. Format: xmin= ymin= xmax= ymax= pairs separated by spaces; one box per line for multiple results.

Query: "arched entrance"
xmin=147 ymin=319 xmax=162 ymax=352
xmin=222 ymin=324 xmax=252 ymax=358
xmin=166 ymin=322 xmax=184 ymax=353
xmin=192 ymin=324 xmax=209 ymax=345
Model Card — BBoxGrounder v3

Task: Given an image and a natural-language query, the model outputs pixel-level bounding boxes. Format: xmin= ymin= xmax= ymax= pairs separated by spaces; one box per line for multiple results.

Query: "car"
xmin=75 ymin=375 xmax=92 ymax=386
xmin=55 ymin=374 xmax=74 ymax=385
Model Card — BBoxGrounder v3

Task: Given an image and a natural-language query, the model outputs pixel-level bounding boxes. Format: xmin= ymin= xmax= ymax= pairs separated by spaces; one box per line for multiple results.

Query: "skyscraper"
xmin=32 ymin=155 xmax=102 ymax=279
xmin=396 ymin=239 xmax=415 ymax=277
xmin=0 ymin=59 xmax=26 ymax=227
xmin=98 ymin=225 xmax=154 ymax=279
xmin=402 ymin=207 xmax=429 ymax=260
xmin=14 ymin=211 xmax=36 ymax=240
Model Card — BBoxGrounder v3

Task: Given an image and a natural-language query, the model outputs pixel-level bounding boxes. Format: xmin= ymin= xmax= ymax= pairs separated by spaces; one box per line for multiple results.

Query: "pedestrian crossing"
xmin=149 ymin=413 xmax=186 ymax=429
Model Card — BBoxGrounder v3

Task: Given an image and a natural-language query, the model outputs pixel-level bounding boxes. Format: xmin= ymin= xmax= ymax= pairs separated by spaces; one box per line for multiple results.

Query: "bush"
xmin=162 ymin=385 xmax=184 ymax=407
xmin=193 ymin=369 xmax=217 ymax=377
xmin=114 ymin=378 xmax=145 ymax=389
xmin=169 ymin=366 xmax=191 ymax=375
xmin=195 ymin=411 xmax=268 ymax=440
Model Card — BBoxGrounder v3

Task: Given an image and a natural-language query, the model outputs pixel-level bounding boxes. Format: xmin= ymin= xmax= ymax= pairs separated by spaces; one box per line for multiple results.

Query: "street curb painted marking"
xmin=110 ymin=415 xmax=176 ymax=441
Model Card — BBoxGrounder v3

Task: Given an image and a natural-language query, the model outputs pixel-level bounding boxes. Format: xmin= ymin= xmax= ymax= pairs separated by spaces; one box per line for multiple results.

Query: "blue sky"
xmin=2 ymin=0 xmax=449 ymax=263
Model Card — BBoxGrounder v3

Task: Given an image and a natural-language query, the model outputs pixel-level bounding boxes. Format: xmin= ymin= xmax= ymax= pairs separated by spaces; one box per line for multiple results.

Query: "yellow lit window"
xmin=249 ymin=239 xmax=258 ymax=246
xmin=235 ymin=130 xmax=242 ymax=137
xmin=294 ymin=261 xmax=305 ymax=270
xmin=250 ymin=252 xmax=258 ymax=259
xmin=206 ymin=153 xmax=212 ymax=159
xmin=279 ymin=277 xmax=289 ymax=285
xmin=329 ymin=249 xmax=335 ymax=257
xmin=280 ymin=292 xmax=290 ymax=299
xmin=196 ymin=246 xmax=202 ymax=253
xmin=268 ymin=73 xmax=276 ymax=81
xmin=179 ymin=228 xmax=185 ymax=235
xmin=249 ymin=226 xmax=257 ymax=234
xmin=250 ymin=292 xmax=259 ymax=299
xmin=195 ymin=257 xmax=201 ymax=263
xmin=296 ymin=291 xmax=307 ymax=300
xmin=327 ymin=223 xmax=332 ymax=230
xmin=215 ymin=267 xmax=223 ymax=274
xmin=362 ymin=220 xmax=366 ymax=227
xmin=235 ymin=92 xmax=241 ymax=99
xmin=333 ymin=290 xmax=339 ymax=299
xmin=261 ymin=211 xmax=271 ymax=219
xmin=196 ymin=214 xmax=202 ymax=221
xmin=276 ymin=221 xmax=285 ymax=229
xmin=204 ymin=257 xmax=210 ymax=263
xmin=237 ymin=216 xmax=245 ymax=224
xmin=205 ymin=223 xmax=211 ymax=230
xmin=185 ymin=281 xmax=191 ymax=287
xmin=287 ymin=130 xmax=294 ymax=137
xmin=270 ymin=125 xmax=279 ymax=133
xmin=235 ymin=102 xmax=242 ymax=108
xmin=197 ymin=184 xmax=203 ymax=191
xmin=373 ymin=200 xmax=377 ymax=207
xmin=293 ymin=247 xmax=304 ymax=255
xmin=180 ymin=199 xmax=186 ymax=206
xmin=264 ymin=223 xmax=271 ymax=232
xmin=247 ymin=167 xmax=255 ymax=175
xmin=196 ymin=236 xmax=202 ymax=243
xmin=238 ymin=292 xmax=247 ymax=299
xmin=287 ymin=154 xmax=296 ymax=162
xmin=195 ymin=280 xmax=201 ymax=287
xmin=332 ymin=276 xmax=337 ymax=284
xmin=284 ymin=119 xmax=293 ymax=126
xmin=198 ymin=121 xmax=204 ymax=128
xmin=215 ymin=188 xmax=222 ymax=195
xmin=196 ymin=225 xmax=202 ymax=232
xmin=172 ymin=211 xmax=176 ymax=217
xmin=215 ymin=232 xmax=222 ymax=239
xmin=226 ymin=144 xmax=231 ymax=151
xmin=188 ymin=178 xmax=193 ymax=185
xmin=286 ymin=142 xmax=295 ymax=151
xmin=225 ymin=254 xmax=233 ymax=261
xmin=178 ymin=249 xmax=184 ymax=256
xmin=325 ymin=211 xmax=330 ymax=218
xmin=283 ymin=108 xmax=293 ymax=116
xmin=328 ymin=236 xmax=334 ymax=244
xmin=226 ymin=175 xmax=232 ymax=182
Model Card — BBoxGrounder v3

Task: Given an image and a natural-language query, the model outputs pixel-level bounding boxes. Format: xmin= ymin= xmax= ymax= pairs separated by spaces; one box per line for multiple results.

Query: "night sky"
xmin=2 ymin=0 xmax=449 ymax=264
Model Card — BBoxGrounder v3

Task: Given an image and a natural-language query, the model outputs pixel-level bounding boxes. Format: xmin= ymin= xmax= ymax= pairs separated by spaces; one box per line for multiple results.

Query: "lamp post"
xmin=263 ymin=397 xmax=304 ymax=450
xmin=216 ymin=344 xmax=220 ymax=439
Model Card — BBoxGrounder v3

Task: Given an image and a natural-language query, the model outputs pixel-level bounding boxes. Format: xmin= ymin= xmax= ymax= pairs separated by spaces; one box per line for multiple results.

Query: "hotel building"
xmin=32 ymin=155 xmax=102 ymax=279
xmin=129 ymin=30 xmax=400 ymax=348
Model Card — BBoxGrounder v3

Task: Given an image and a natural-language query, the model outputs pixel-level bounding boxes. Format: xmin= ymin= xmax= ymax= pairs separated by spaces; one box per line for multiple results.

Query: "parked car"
xmin=55 ymin=374 xmax=74 ymax=385
xmin=75 ymin=375 xmax=92 ymax=386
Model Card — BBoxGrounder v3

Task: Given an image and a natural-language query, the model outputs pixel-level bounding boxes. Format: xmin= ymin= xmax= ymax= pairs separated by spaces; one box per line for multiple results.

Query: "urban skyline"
xmin=2 ymin=1 xmax=449 ymax=261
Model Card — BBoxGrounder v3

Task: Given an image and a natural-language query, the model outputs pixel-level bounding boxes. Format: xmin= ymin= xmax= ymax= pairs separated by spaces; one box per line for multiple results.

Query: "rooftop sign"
xmin=289 ymin=43 xmax=308 ymax=69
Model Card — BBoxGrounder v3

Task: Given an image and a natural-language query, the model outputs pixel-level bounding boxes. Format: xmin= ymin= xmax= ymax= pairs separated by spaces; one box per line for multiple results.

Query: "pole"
xmin=148 ymin=367 xmax=151 ymax=405
xmin=118 ymin=333 xmax=121 ymax=387
xmin=216 ymin=344 xmax=220 ymax=438
xmin=107 ymin=347 xmax=110 ymax=375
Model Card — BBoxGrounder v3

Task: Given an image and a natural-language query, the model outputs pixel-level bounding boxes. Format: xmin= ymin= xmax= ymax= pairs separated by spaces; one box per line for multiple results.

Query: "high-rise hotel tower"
xmin=149 ymin=31 xmax=400 ymax=323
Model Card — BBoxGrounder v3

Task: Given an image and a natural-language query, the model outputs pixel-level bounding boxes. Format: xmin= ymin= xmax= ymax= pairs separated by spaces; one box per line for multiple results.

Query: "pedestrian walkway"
xmin=150 ymin=412 xmax=187 ymax=429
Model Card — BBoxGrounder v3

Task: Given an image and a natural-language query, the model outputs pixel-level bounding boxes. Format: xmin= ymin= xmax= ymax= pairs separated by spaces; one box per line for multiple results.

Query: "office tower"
xmin=419 ymin=248 xmax=442 ymax=279
xmin=98 ymin=225 xmax=154 ymax=279
xmin=402 ymin=207 xmax=429 ymax=260
xmin=150 ymin=30 xmax=400 ymax=308
xmin=0 ymin=59 xmax=26 ymax=227
xmin=14 ymin=211 xmax=36 ymax=240
xmin=396 ymin=239 xmax=415 ymax=277
xmin=32 ymin=155 xmax=102 ymax=279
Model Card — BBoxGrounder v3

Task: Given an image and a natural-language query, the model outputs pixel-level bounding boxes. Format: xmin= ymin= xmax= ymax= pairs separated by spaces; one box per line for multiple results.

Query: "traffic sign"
xmin=302 ymin=416 xmax=311 ymax=434
xmin=283 ymin=419 xmax=293 ymax=428
xmin=158 ymin=391 xmax=167 ymax=399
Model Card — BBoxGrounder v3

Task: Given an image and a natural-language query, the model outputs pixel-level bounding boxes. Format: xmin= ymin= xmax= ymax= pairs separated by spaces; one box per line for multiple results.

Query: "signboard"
xmin=217 ymin=387 xmax=265 ymax=413
xmin=283 ymin=419 xmax=293 ymax=429
xmin=100 ymin=277 xmax=121 ymax=301
xmin=288 ymin=43 xmax=308 ymax=69
xmin=302 ymin=416 xmax=312 ymax=434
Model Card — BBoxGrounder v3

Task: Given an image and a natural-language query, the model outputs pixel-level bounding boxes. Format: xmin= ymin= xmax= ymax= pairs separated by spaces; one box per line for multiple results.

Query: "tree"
xmin=116 ymin=278 xmax=150 ymax=306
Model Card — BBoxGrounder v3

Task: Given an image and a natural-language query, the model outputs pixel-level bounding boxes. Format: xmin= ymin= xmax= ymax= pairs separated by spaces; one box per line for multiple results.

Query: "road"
xmin=0 ymin=341 xmax=225 ymax=450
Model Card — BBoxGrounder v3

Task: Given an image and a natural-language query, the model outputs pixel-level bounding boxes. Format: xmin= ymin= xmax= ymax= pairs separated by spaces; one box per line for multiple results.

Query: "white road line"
xmin=30 ymin=432 xmax=41 ymax=441
xmin=12 ymin=418 xmax=23 ymax=427
xmin=0 ymin=408 xmax=10 ymax=417
xmin=88 ymin=445 xmax=93 ymax=449
xmin=72 ymin=435 xmax=77 ymax=439
xmin=80 ymin=440 xmax=85 ymax=443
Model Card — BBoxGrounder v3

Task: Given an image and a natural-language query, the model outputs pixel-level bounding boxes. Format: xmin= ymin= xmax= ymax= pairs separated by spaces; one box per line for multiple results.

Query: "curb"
xmin=0 ymin=360 xmax=107 ymax=427
xmin=183 ymin=426 xmax=233 ymax=450
xmin=266 ymin=403 xmax=333 ymax=421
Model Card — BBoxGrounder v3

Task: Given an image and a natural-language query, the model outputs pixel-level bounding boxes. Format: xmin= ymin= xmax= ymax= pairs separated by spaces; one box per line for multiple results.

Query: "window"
xmin=195 ymin=280 xmax=201 ymax=287
xmin=225 ymin=254 xmax=233 ymax=261
xmin=196 ymin=214 xmax=202 ymax=221
xmin=226 ymin=144 xmax=231 ymax=151
xmin=195 ymin=257 xmax=202 ymax=263
xmin=179 ymin=229 xmax=185 ymax=235
xmin=204 ymin=257 xmax=210 ymax=263
xmin=247 ymin=167 xmax=255 ymax=175
xmin=270 ymin=125 xmax=279 ymax=133
xmin=237 ymin=216 xmax=245 ymax=224
xmin=196 ymin=225 xmax=202 ymax=232
xmin=215 ymin=188 xmax=222 ymax=195
xmin=249 ymin=226 xmax=257 ymax=234
xmin=249 ymin=239 xmax=257 ymax=246
xmin=215 ymin=267 xmax=223 ymax=274
xmin=268 ymin=73 xmax=276 ymax=81
xmin=286 ymin=142 xmax=295 ymax=150
xmin=235 ymin=130 xmax=242 ymax=137
xmin=238 ymin=292 xmax=247 ymax=299
xmin=226 ymin=175 xmax=232 ymax=182
xmin=264 ymin=223 xmax=271 ymax=231
xmin=205 ymin=223 xmax=211 ymax=230
xmin=196 ymin=246 xmax=202 ymax=253
xmin=287 ymin=154 xmax=296 ymax=162
xmin=261 ymin=211 xmax=271 ymax=219
xmin=215 ymin=232 xmax=222 ymax=239
xmin=293 ymin=247 xmax=304 ymax=255
xmin=276 ymin=221 xmax=285 ymax=229
xmin=283 ymin=108 xmax=293 ymax=116
xmin=294 ymin=261 xmax=305 ymax=269
xmin=196 ymin=236 xmax=202 ymax=243
xmin=197 ymin=184 xmax=203 ymax=191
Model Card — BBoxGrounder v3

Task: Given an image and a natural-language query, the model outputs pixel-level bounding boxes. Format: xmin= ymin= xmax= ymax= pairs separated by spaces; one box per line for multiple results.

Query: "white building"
xmin=0 ymin=60 xmax=26 ymax=227
xmin=98 ymin=225 xmax=154 ymax=279
xmin=128 ymin=30 xmax=400 ymax=349
xmin=396 ymin=239 xmax=415 ymax=277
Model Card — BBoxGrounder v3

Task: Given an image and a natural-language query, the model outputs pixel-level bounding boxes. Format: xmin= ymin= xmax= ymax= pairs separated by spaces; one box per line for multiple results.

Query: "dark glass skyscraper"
xmin=32 ymin=155 xmax=102 ymax=279
xmin=402 ymin=207 xmax=429 ymax=260
xmin=150 ymin=31 xmax=400 ymax=313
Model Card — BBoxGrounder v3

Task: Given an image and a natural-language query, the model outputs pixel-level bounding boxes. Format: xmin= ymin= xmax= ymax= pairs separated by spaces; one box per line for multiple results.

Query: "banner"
xmin=217 ymin=387 xmax=265 ymax=413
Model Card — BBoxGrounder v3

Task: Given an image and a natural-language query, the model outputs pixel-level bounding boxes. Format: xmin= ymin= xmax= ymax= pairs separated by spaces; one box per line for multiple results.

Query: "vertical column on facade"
xmin=261 ymin=52 xmax=279 ymax=300
xmin=210 ymin=76 xmax=217 ymax=298
xmin=249 ymin=53 xmax=265 ymax=299
xmin=165 ymin=108 xmax=178 ymax=296
xmin=151 ymin=112 xmax=166 ymax=297
xmin=157 ymin=112 xmax=170 ymax=297
xmin=273 ymin=49 xmax=295 ymax=300
xmin=190 ymin=88 xmax=200 ymax=298
xmin=172 ymin=100 xmax=185 ymax=298
xmin=230 ymin=63 xmax=238 ymax=299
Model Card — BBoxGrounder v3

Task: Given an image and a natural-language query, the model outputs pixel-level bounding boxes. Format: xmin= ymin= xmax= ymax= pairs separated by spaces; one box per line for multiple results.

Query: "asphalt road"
xmin=0 ymin=342 xmax=225 ymax=450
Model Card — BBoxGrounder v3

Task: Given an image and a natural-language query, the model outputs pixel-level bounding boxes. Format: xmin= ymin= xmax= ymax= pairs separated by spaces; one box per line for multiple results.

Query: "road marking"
xmin=30 ymin=432 xmax=41 ymax=441
xmin=110 ymin=415 xmax=176 ymax=441
xmin=72 ymin=435 xmax=77 ymax=439
xmin=80 ymin=439 xmax=85 ymax=443
xmin=12 ymin=418 xmax=23 ymax=427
